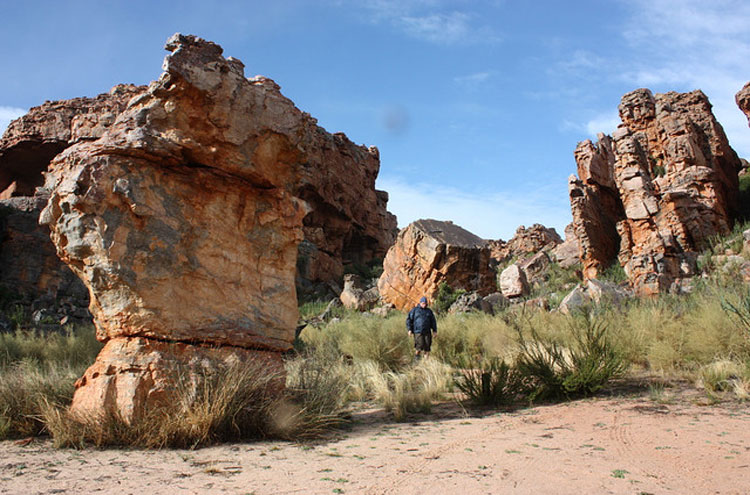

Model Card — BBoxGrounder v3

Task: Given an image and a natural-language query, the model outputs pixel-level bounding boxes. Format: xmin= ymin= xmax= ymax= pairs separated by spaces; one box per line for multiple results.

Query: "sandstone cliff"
xmin=34 ymin=34 xmax=393 ymax=421
xmin=570 ymin=88 xmax=741 ymax=295
xmin=378 ymin=219 xmax=495 ymax=311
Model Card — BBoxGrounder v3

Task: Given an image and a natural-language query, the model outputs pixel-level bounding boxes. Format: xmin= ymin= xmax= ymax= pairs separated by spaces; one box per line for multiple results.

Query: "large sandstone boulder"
xmin=37 ymin=34 xmax=392 ymax=420
xmin=0 ymin=78 xmax=396 ymax=307
xmin=377 ymin=219 xmax=495 ymax=311
xmin=499 ymin=263 xmax=529 ymax=298
xmin=570 ymin=88 xmax=742 ymax=295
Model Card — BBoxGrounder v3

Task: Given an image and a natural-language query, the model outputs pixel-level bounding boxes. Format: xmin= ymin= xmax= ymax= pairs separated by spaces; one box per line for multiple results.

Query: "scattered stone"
xmin=558 ymin=285 xmax=588 ymax=315
xmin=449 ymin=292 xmax=493 ymax=314
xmin=499 ymin=263 xmax=529 ymax=298
xmin=483 ymin=292 xmax=510 ymax=313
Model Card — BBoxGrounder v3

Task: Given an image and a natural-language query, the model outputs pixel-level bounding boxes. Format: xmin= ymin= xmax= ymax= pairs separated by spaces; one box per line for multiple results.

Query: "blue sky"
xmin=1 ymin=0 xmax=749 ymax=240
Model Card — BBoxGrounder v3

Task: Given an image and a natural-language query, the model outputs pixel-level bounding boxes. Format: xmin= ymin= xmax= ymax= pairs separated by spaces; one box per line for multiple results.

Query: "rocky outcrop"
xmin=0 ymin=85 xmax=145 ymax=199
xmin=488 ymin=224 xmax=562 ymax=262
xmin=558 ymin=279 xmax=631 ymax=314
xmin=0 ymin=79 xmax=396 ymax=306
xmin=737 ymin=82 xmax=750 ymax=127
xmin=378 ymin=219 xmax=495 ymax=311
xmin=570 ymin=88 xmax=742 ymax=295
xmin=38 ymin=34 xmax=393 ymax=420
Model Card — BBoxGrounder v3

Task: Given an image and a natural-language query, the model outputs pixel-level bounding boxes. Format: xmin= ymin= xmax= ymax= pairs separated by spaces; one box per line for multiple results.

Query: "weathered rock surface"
xmin=70 ymin=337 xmax=283 ymax=424
xmin=0 ymin=84 xmax=145 ymax=198
xmin=0 ymin=195 xmax=88 ymax=315
xmin=499 ymin=263 xmax=529 ymax=298
xmin=558 ymin=279 xmax=630 ymax=314
xmin=448 ymin=291 xmax=493 ymax=314
xmin=378 ymin=219 xmax=495 ymax=311
xmin=552 ymin=223 xmax=581 ymax=268
xmin=37 ymin=34 xmax=393 ymax=420
xmin=488 ymin=224 xmax=562 ymax=262
xmin=570 ymin=88 xmax=742 ymax=295
xmin=0 ymin=76 xmax=396 ymax=306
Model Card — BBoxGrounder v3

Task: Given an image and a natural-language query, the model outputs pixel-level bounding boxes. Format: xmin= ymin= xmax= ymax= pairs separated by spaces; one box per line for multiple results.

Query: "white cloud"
xmin=377 ymin=175 xmax=572 ymax=240
xmin=618 ymin=0 xmax=750 ymax=156
xmin=453 ymin=71 xmax=493 ymax=91
xmin=561 ymin=111 xmax=620 ymax=139
xmin=0 ymin=106 xmax=27 ymax=135
xmin=352 ymin=0 xmax=500 ymax=45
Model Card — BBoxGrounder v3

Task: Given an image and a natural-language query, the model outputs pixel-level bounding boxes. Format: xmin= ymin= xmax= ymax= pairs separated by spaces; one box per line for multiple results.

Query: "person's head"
xmin=419 ymin=296 xmax=427 ymax=308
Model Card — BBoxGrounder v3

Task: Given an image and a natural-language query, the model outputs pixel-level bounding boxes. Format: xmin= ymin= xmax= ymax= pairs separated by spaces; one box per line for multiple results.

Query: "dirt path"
xmin=2 ymin=393 xmax=749 ymax=494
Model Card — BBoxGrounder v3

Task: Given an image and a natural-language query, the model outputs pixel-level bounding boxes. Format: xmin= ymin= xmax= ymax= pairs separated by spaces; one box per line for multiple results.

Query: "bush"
xmin=368 ymin=359 xmax=453 ymax=421
xmin=433 ymin=282 xmax=465 ymax=314
xmin=455 ymin=357 xmax=525 ymax=406
xmin=0 ymin=361 xmax=82 ymax=439
xmin=514 ymin=313 xmax=627 ymax=401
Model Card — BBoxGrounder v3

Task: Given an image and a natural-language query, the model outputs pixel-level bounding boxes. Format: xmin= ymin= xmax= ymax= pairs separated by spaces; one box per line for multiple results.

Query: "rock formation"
xmin=0 ymin=86 xmax=144 ymax=317
xmin=339 ymin=274 xmax=379 ymax=311
xmin=378 ymin=219 xmax=495 ymax=311
xmin=0 ymin=78 xmax=396 ymax=307
xmin=737 ymin=82 xmax=750 ymax=127
xmin=0 ymin=85 xmax=145 ymax=199
xmin=488 ymin=224 xmax=562 ymax=262
xmin=35 ymin=34 xmax=394 ymax=421
xmin=570 ymin=88 xmax=742 ymax=295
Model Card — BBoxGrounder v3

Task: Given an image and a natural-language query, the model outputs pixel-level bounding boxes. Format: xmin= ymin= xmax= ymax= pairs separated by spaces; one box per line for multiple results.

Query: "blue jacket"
xmin=406 ymin=306 xmax=437 ymax=335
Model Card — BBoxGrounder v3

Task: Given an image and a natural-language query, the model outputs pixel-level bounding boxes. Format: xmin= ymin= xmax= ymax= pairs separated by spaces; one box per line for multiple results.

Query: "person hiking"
xmin=406 ymin=296 xmax=437 ymax=360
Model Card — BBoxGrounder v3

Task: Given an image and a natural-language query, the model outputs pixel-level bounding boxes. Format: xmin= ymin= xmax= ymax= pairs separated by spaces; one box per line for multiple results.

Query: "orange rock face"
xmin=35 ymin=34 xmax=394 ymax=421
xmin=0 ymin=84 xmax=145 ymax=198
xmin=488 ymin=224 xmax=562 ymax=262
xmin=378 ymin=219 xmax=495 ymax=311
xmin=71 ymin=337 xmax=283 ymax=424
xmin=570 ymin=88 xmax=741 ymax=295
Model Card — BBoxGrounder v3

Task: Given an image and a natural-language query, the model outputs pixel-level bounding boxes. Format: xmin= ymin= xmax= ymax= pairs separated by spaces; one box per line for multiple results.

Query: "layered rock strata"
xmin=39 ymin=34 xmax=392 ymax=420
xmin=570 ymin=88 xmax=741 ymax=295
xmin=378 ymin=219 xmax=495 ymax=311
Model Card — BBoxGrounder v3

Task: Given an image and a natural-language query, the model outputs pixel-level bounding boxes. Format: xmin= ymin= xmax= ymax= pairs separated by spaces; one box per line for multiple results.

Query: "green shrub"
xmin=0 ymin=360 xmax=82 ymax=439
xmin=433 ymin=282 xmax=465 ymax=314
xmin=514 ymin=313 xmax=627 ymax=401
xmin=455 ymin=357 xmax=525 ymax=406
xmin=599 ymin=262 xmax=627 ymax=284
xmin=0 ymin=325 xmax=102 ymax=368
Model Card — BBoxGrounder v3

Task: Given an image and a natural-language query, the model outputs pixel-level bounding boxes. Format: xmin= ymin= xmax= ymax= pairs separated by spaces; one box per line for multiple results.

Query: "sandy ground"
xmin=2 ymin=391 xmax=749 ymax=495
